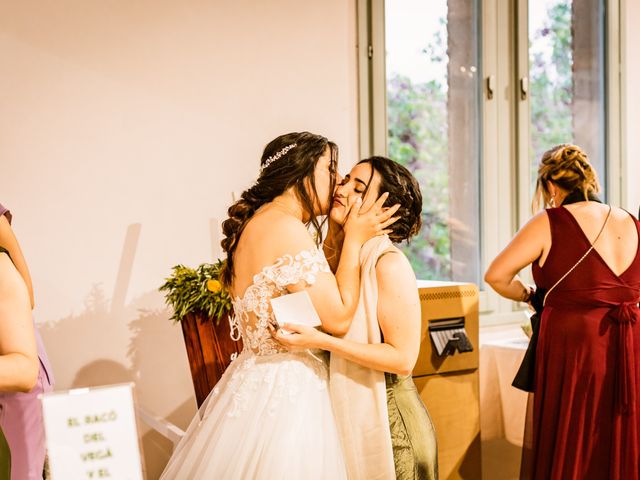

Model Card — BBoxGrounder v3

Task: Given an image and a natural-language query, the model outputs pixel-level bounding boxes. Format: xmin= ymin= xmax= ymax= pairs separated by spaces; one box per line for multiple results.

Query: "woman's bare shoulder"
xmin=239 ymin=210 xmax=318 ymax=264
xmin=375 ymin=247 xmax=415 ymax=285
xmin=0 ymin=254 xmax=28 ymax=304
xmin=526 ymin=209 xmax=550 ymax=226
xmin=251 ymin=210 xmax=314 ymax=240
xmin=515 ymin=210 xmax=550 ymax=239
xmin=564 ymin=202 xmax=631 ymax=225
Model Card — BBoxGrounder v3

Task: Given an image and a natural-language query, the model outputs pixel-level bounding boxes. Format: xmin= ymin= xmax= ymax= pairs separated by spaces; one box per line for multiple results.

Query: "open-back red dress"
xmin=530 ymin=206 xmax=640 ymax=479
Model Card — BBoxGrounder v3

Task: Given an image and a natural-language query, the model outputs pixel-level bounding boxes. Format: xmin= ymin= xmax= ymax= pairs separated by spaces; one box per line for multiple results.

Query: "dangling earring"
xmin=550 ymin=193 xmax=556 ymax=208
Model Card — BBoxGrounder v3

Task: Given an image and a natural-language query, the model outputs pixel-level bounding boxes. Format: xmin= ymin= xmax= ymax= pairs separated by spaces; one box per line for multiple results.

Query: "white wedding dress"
xmin=161 ymin=248 xmax=347 ymax=479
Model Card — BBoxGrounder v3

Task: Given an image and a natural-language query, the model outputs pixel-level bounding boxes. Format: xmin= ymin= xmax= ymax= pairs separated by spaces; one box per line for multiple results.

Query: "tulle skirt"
xmin=160 ymin=349 xmax=347 ymax=479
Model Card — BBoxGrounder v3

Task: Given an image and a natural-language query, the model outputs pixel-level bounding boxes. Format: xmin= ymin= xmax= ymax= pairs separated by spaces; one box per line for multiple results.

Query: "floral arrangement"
xmin=159 ymin=259 xmax=232 ymax=325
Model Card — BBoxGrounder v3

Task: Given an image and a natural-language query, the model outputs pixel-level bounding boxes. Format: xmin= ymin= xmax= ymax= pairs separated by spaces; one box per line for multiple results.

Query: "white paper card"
xmin=270 ymin=290 xmax=321 ymax=330
xmin=40 ymin=383 xmax=143 ymax=480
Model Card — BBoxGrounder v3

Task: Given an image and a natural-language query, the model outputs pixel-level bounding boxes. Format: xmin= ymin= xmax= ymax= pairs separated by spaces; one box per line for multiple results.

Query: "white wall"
xmin=624 ymin=0 xmax=640 ymax=213
xmin=0 ymin=1 xmax=358 ymax=477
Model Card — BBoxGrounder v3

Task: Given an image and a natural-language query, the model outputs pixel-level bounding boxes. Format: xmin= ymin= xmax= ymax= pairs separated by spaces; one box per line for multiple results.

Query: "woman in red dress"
xmin=485 ymin=144 xmax=640 ymax=479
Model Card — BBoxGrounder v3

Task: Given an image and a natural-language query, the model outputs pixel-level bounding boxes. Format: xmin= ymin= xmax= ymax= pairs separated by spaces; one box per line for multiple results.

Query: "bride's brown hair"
xmin=220 ymin=132 xmax=338 ymax=288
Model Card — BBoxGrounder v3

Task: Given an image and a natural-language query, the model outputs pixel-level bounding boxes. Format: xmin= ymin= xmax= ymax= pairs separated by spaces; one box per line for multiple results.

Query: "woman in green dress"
xmin=0 ymin=246 xmax=39 ymax=478
xmin=275 ymin=156 xmax=438 ymax=480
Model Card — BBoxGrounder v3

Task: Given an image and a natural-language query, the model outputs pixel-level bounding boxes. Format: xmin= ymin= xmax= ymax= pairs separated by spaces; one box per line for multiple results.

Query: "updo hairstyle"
xmin=533 ymin=144 xmax=600 ymax=211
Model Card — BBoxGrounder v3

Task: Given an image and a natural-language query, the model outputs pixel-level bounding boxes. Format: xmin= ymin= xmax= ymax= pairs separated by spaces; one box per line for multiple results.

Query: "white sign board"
xmin=41 ymin=383 xmax=143 ymax=480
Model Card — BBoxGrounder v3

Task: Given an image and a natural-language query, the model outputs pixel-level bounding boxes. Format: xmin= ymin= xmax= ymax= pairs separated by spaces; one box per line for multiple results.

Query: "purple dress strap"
xmin=0 ymin=202 xmax=12 ymax=224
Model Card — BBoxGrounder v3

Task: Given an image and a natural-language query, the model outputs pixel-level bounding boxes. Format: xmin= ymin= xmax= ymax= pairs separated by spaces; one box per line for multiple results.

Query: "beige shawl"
xmin=330 ymin=235 xmax=395 ymax=479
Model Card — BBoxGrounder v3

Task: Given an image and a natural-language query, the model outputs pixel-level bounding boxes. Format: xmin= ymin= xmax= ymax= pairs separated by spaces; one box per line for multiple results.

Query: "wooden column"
xmin=572 ymin=0 xmax=606 ymax=180
xmin=447 ymin=0 xmax=481 ymax=283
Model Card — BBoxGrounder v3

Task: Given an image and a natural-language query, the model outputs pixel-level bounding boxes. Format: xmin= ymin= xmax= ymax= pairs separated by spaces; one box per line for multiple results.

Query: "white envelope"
xmin=269 ymin=290 xmax=322 ymax=332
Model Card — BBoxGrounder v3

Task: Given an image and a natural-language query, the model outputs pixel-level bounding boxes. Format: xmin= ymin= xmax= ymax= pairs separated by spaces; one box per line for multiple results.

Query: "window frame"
xmin=357 ymin=0 xmax=623 ymax=326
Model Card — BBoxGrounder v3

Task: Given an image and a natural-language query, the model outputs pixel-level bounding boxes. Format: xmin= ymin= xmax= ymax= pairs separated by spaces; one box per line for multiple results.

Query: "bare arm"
xmin=484 ymin=211 xmax=550 ymax=301
xmin=0 ymin=215 xmax=35 ymax=308
xmin=323 ymin=220 xmax=343 ymax=273
xmin=275 ymin=251 xmax=421 ymax=375
xmin=0 ymin=253 xmax=38 ymax=392
xmin=285 ymin=195 xmax=399 ymax=336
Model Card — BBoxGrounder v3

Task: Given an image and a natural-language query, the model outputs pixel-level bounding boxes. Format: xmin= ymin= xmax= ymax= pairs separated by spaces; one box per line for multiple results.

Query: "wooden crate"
xmin=180 ymin=313 xmax=243 ymax=407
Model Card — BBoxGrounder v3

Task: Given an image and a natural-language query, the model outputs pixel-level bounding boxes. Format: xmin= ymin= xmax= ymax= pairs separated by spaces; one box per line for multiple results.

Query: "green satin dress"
xmin=386 ymin=373 xmax=438 ymax=480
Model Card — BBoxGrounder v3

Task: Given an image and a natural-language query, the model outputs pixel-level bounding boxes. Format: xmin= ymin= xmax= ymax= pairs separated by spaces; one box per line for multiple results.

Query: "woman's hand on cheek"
xmin=343 ymin=192 xmax=401 ymax=244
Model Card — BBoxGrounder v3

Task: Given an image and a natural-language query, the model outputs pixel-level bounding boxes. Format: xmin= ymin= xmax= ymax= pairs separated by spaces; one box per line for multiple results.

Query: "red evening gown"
xmin=530 ymin=206 xmax=640 ymax=479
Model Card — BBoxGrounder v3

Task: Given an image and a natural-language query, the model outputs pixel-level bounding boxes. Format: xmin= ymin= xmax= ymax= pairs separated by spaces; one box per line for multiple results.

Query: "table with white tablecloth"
xmin=479 ymin=336 xmax=530 ymax=447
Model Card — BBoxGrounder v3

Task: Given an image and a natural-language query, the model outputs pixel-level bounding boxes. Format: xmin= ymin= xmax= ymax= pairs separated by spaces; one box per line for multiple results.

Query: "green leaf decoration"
xmin=159 ymin=259 xmax=232 ymax=325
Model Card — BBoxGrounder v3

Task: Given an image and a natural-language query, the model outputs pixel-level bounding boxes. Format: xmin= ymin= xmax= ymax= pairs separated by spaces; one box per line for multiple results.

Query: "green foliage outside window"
xmin=387 ymin=17 xmax=451 ymax=280
xmin=529 ymin=0 xmax=573 ymax=176
xmin=388 ymin=73 xmax=451 ymax=280
xmin=386 ymin=2 xmax=572 ymax=279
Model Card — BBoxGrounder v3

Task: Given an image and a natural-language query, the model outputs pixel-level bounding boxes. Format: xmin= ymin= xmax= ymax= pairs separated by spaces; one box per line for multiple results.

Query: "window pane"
xmin=385 ymin=0 xmax=482 ymax=283
xmin=529 ymin=0 xmax=606 ymax=194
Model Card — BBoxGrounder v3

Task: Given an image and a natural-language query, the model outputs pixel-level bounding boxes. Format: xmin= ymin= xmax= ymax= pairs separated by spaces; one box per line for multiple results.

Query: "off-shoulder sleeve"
xmin=262 ymin=248 xmax=330 ymax=289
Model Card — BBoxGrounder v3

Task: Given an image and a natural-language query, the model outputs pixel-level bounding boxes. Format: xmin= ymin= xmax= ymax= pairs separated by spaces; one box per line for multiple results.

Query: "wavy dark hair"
xmin=357 ymin=156 xmax=423 ymax=243
xmin=220 ymin=132 xmax=338 ymax=288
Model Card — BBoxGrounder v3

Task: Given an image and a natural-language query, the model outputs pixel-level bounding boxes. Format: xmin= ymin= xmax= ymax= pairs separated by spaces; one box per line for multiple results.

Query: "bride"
xmin=160 ymin=132 xmax=398 ymax=479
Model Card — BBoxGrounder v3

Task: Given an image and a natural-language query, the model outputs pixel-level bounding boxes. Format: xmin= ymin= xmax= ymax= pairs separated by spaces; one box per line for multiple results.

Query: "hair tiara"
xmin=261 ymin=143 xmax=297 ymax=171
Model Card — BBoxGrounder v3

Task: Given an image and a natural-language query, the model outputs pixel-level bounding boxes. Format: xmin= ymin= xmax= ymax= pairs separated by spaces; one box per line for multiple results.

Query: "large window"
xmin=359 ymin=0 xmax=621 ymax=322
xmin=384 ymin=0 xmax=482 ymax=283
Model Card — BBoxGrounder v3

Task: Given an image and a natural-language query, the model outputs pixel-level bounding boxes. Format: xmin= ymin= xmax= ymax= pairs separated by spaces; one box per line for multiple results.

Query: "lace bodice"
xmin=230 ymin=247 xmax=330 ymax=355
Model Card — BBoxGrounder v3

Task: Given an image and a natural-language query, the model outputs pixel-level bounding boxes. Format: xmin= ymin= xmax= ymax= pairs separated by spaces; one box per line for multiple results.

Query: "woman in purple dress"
xmin=0 ymin=239 xmax=38 ymax=478
xmin=0 ymin=203 xmax=55 ymax=479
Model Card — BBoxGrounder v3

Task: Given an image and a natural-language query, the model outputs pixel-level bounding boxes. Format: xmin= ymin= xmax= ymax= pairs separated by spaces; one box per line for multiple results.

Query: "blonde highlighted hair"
xmin=532 ymin=144 xmax=601 ymax=212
